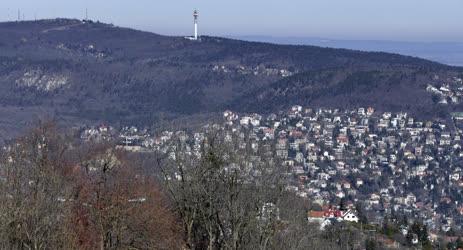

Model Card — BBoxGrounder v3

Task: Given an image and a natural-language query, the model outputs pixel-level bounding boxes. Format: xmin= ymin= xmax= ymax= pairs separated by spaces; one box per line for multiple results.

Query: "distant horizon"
xmin=3 ymin=17 xmax=463 ymax=45
xmin=2 ymin=0 xmax=463 ymax=42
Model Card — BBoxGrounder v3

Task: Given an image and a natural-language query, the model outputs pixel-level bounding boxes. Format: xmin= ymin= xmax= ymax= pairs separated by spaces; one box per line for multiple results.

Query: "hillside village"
xmin=79 ymin=104 xmax=463 ymax=246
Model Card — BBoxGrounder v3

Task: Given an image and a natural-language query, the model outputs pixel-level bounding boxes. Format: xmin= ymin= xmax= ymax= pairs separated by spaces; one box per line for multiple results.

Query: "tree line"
xmin=0 ymin=123 xmax=181 ymax=249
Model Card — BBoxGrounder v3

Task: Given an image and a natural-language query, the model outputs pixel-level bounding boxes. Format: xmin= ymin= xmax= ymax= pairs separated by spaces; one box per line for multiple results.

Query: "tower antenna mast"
xmin=193 ymin=10 xmax=199 ymax=40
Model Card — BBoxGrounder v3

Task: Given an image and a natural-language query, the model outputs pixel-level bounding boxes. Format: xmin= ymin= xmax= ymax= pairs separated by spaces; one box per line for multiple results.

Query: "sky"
xmin=1 ymin=0 xmax=462 ymax=42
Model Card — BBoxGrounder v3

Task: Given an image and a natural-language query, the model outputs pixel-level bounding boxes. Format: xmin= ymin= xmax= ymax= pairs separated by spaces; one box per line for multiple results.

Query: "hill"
xmin=0 ymin=18 xmax=462 ymax=137
xmin=233 ymin=36 xmax=463 ymax=66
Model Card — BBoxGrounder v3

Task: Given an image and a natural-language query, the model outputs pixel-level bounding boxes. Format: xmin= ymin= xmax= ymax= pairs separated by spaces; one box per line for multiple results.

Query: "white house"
xmin=342 ymin=210 xmax=359 ymax=223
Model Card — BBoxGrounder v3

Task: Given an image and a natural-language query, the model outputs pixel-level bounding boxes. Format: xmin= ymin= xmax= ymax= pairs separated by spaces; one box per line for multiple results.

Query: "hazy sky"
xmin=1 ymin=0 xmax=462 ymax=42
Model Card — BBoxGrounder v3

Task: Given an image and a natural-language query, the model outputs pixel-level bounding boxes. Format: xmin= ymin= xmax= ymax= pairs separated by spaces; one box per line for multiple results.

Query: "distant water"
xmin=232 ymin=36 xmax=463 ymax=67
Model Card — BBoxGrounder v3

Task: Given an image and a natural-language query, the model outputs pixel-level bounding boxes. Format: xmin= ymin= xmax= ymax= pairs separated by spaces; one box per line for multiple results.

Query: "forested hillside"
xmin=0 ymin=18 xmax=462 ymax=138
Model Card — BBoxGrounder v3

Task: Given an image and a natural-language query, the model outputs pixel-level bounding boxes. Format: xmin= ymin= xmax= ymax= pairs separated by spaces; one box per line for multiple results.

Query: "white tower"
xmin=193 ymin=10 xmax=199 ymax=40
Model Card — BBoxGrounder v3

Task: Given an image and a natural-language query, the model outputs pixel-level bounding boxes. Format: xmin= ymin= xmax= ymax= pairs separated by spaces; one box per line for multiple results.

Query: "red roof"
xmin=307 ymin=211 xmax=324 ymax=218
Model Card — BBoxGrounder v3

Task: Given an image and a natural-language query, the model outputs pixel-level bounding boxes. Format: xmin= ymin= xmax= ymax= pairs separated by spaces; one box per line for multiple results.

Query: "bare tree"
xmin=159 ymin=129 xmax=288 ymax=250
xmin=0 ymin=122 xmax=76 ymax=249
xmin=70 ymin=146 xmax=183 ymax=249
